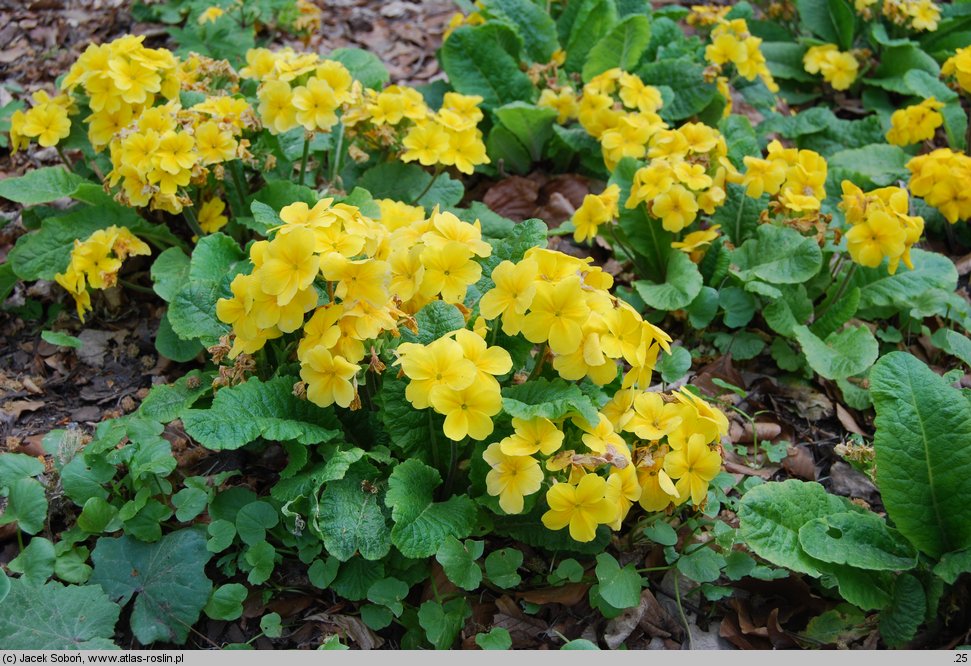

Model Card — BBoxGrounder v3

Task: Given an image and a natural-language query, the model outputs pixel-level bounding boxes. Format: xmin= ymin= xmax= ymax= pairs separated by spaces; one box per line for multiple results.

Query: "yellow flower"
xmin=429 ymin=382 xmax=502 ymax=441
xmin=538 ymin=88 xmax=579 ymax=124
xmin=500 ymin=417 xmax=564 ymax=457
xmin=293 ymin=77 xmax=340 ymax=132
xmin=194 ymin=121 xmax=236 ymax=165
xmin=453 ymin=329 xmax=512 ymax=383
xmin=572 ymin=184 xmax=620 ymax=243
xmin=20 ymin=103 xmax=72 ymax=147
xmin=397 ymin=338 xmax=477 ymax=409
xmin=651 ymin=184 xmax=699 ymax=233
xmin=258 ymin=80 xmax=298 ymax=134
xmin=886 ymin=97 xmax=944 ymax=146
xmin=320 ymin=254 xmax=390 ymax=306
xmin=108 ymin=57 xmax=161 ymax=104
xmin=401 ymin=121 xmax=450 ymax=166
xmin=440 ymin=128 xmax=489 ymax=175
xmin=605 ymin=464 xmax=641 ymax=529
xmin=418 ymin=242 xmax=481 ymax=303
xmin=198 ymin=6 xmax=224 ymax=23
xmin=479 ymin=259 xmax=538 ymax=331
xmin=845 ymin=210 xmax=907 ymax=268
xmin=300 ymin=347 xmax=359 ymax=408
xmin=664 ymin=433 xmax=722 ymax=506
xmin=197 ymin=197 xmax=228 ymax=233
xmin=154 ymin=131 xmax=196 ymax=175
xmin=541 ymin=474 xmax=618 ymax=543
xmin=259 ymin=227 xmax=321 ymax=305
xmin=625 ymin=392 xmax=683 ymax=441
xmin=483 ymin=443 xmax=544 ymax=514
xmin=636 ymin=457 xmax=679 ymax=512
xmin=521 ymin=276 xmax=590 ymax=355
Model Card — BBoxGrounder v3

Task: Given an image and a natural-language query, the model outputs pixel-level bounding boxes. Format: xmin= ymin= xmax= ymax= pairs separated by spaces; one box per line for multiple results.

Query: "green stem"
xmin=413 ymin=166 xmax=443 ymax=204
xmin=428 ymin=409 xmax=442 ymax=476
xmin=442 ymin=438 xmax=462 ymax=499
xmin=673 ymin=572 xmax=693 ymax=649
xmin=298 ymin=136 xmax=311 ymax=186
xmin=229 ymin=161 xmax=248 ymax=217
xmin=733 ymin=194 xmax=746 ymax=246
xmin=528 ymin=343 xmax=549 ymax=381
xmin=816 ymin=262 xmax=857 ymax=320
xmin=182 ymin=200 xmax=205 ymax=238
xmin=56 ymin=146 xmax=76 ymax=173
xmin=120 ymin=279 xmax=155 ymax=295
xmin=329 ymin=121 xmax=345 ymax=186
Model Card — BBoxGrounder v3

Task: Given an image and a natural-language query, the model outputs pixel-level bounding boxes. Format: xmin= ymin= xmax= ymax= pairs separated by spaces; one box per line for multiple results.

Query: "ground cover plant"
xmin=0 ymin=0 xmax=970 ymax=651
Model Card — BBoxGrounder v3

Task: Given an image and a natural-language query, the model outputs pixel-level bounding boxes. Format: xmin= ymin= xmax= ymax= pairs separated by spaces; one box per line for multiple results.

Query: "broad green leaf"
xmin=150 ymin=247 xmax=190 ymax=302
xmin=732 ymin=224 xmax=823 ymax=284
xmin=244 ymin=541 xmax=276 ymax=585
xmin=418 ymin=598 xmax=471 ymax=650
xmin=559 ymin=0 xmax=618 ymax=73
xmin=0 ymin=166 xmax=85 ymax=206
xmin=259 ymin=612 xmax=282 ymax=638
xmin=553 ymin=558 xmax=586 ymax=583
xmin=308 ymin=557 xmax=340 ymax=589
xmin=90 ymin=529 xmax=212 ymax=645
xmin=657 ymin=346 xmax=691 ymax=383
xmin=0 ymin=452 xmax=45 ymax=485
xmin=501 ymin=377 xmax=600 ymax=426
xmin=686 ymin=286 xmax=720 ymax=328
xmin=316 ymin=461 xmax=392 ymax=561
xmin=637 ymin=59 xmax=717 ymax=121
xmin=476 ymin=627 xmax=512 ymax=650
xmin=400 ymin=300 xmax=466 ymax=345
xmin=677 ymin=547 xmax=725 ymax=584
xmin=0 ymin=578 xmax=120 ymax=649
xmin=8 ymin=537 xmax=55 ymax=583
xmin=137 ymin=370 xmax=210 ymax=423
xmin=328 ymin=47 xmax=389 ymax=89
xmin=852 ymin=249 xmax=958 ymax=315
xmin=582 ymin=14 xmax=651 ymax=81
xmin=720 ymin=115 xmax=760 ymax=169
xmin=0 ymin=571 xmax=8 ymax=605
xmin=633 ymin=250 xmax=703 ymax=310
xmin=594 ymin=553 xmax=641 ymax=609
xmin=793 ymin=324 xmax=878 ymax=380
xmin=385 ymin=459 xmax=477 ymax=558
xmin=440 ymin=24 xmax=536 ymax=109
xmin=357 ymin=161 xmax=464 ymax=207
xmin=367 ymin=577 xmax=409 ymax=616
xmin=436 ymin=536 xmax=485 ymax=591
xmin=377 ymin=376 xmax=441 ymax=460
xmin=931 ymin=329 xmax=971 ymax=370
xmin=487 ymin=125 xmax=532 ymax=174
xmin=155 ymin=312 xmax=204 ymax=362
xmin=481 ymin=0 xmax=559 ymax=63
xmin=207 ymin=519 xmax=236 ymax=553
xmin=204 ymin=584 xmax=248 ymax=621
xmin=77 ymin=497 xmax=120 ymax=534
xmin=795 ymin=0 xmax=854 ymax=49
xmin=879 ymin=573 xmax=925 ymax=648
xmin=41 ymin=330 xmax=82 ymax=349
xmin=798 ymin=511 xmax=918 ymax=571
xmin=738 ymin=479 xmax=859 ymax=576
xmin=332 ymin=557 xmax=385 ymax=601
xmin=761 ymin=42 xmax=813 ymax=82
xmin=719 ymin=286 xmax=757 ymax=329
xmin=823 ymin=565 xmax=894 ymax=611
xmin=763 ymin=285 xmax=813 ymax=337
xmin=812 ymin=287 xmax=860 ymax=340
xmin=933 ymin=548 xmax=971 ymax=585
xmin=870 ymin=352 xmax=971 ymax=558
xmin=485 ymin=548 xmax=523 ymax=588
xmin=864 ymin=44 xmax=939 ymax=94
xmin=828 ymin=144 xmax=909 ymax=187
xmin=235 ymin=501 xmax=279 ymax=546
xmin=494 ymin=102 xmax=557 ymax=162
xmin=644 ymin=521 xmax=678 ymax=546
xmin=0 ymin=478 xmax=48 ymax=534
xmin=172 ymin=487 xmax=208 ymax=522
xmin=271 ymin=446 xmax=365 ymax=501
xmin=561 ymin=639 xmax=601 ymax=650
xmin=181 ymin=376 xmax=341 ymax=450
xmin=251 ymin=180 xmax=317 ymax=210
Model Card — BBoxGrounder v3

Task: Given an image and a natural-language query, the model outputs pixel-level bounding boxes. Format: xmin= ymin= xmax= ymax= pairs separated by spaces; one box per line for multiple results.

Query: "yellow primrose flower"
xmin=671 ymin=226 xmax=721 ymax=261
xmin=845 ymin=210 xmax=907 ymax=268
xmin=197 ymin=197 xmax=228 ymax=233
xmin=258 ymin=80 xmax=298 ymax=134
xmin=293 ymin=77 xmax=340 ymax=132
xmin=429 ymin=382 xmax=502 ymax=441
xmin=637 ymin=456 xmax=679 ymax=512
xmin=440 ymin=128 xmax=489 ymax=175
xmin=452 ymin=329 xmax=513 ymax=383
xmin=500 ymin=417 xmax=565 ymax=457
xmin=577 ymin=413 xmax=627 ymax=455
xmin=418 ymin=242 xmax=482 ymax=304
xmin=402 ymin=120 xmax=450 ymax=166
xmin=651 ymin=184 xmax=699 ymax=233
xmin=19 ymin=103 xmax=71 ymax=147
xmin=478 ymin=259 xmax=538 ymax=331
xmin=397 ymin=338 xmax=477 ymax=409
xmin=625 ymin=392 xmax=684 ymax=441
xmin=194 ymin=121 xmax=236 ymax=165
xmin=258 ymin=227 xmax=321 ymax=305
xmin=521 ymin=276 xmax=590 ymax=355
xmin=537 ymin=88 xmax=579 ymax=124
xmin=541 ymin=474 xmax=618 ymax=543
xmin=886 ymin=97 xmax=944 ymax=146
xmin=605 ymin=464 xmax=641 ymax=530
xmin=198 ymin=6 xmax=224 ymax=23
xmin=483 ymin=443 xmax=544 ymax=514
xmin=664 ymin=433 xmax=722 ymax=506
xmin=572 ymin=184 xmax=620 ymax=243
xmin=300 ymin=347 xmax=359 ymax=408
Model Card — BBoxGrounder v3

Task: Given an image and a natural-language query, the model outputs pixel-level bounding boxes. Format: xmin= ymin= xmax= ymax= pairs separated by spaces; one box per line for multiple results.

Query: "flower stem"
xmin=120 ymin=279 xmax=155 ymax=295
xmin=673 ymin=572 xmax=693 ymax=649
xmin=528 ymin=343 xmax=549 ymax=381
xmin=413 ymin=166 xmax=442 ymax=205
xmin=56 ymin=146 xmax=75 ymax=173
xmin=329 ymin=121 xmax=344 ymax=186
xmin=298 ymin=136 xmax=311 ymax=186
xmin=816 ymin=262 xmax=857 ymax=320
xmin=182 ymin=198 xmax=205 ymax=237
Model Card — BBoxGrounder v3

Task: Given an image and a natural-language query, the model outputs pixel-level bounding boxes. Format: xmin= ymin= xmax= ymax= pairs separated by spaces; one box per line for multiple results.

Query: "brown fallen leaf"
xmin=729 ymin=420 xmax=782 ymax=443
xmin=517 ymin=583 xmax=590 ymax=606
xmin=483 ymin=176 xmax=541 ymax=221
xmin=1 ymin=399 xmax=45 ymax=421
xmin=304 ymin=612 xmax=384 ymax=650
xmin=782 ymin=444 xmax=816 ymax=481
xmin=836 ymin=403 xmax=866 ymax=436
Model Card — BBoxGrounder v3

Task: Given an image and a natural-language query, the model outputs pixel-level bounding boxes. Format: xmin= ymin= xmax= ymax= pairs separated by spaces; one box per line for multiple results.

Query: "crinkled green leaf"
xmin=798 ymin=511 xmax=918 ymax=571
xmin=0 ymin=578 xmax=120 ymax=649
xmin=732 ymin=224 xmax=823 ymax=284
xmin=137 ymin=371 xmax=211 ymax=423
xmin=385 ymin=459 xmax=476 ymax=559
xmin=870 ymin=352 xmax=971 ymax=558
xmin=0 ymin=166 xmax=86 ymax=206
xmin=182 ymin=376 xmax=341 ymax=450
xmin=315 ymin=461 xmax=392 ymax=561
xmin=90 ymin=529 xmax=212 ymax=645
xmin=582 ymin=14 xmax=651 ymax=81
xmin=501 ymin=377 xmax=600 ymax=426
xmin=481 ymin=0 xmax=559 ymax=62
xmin=634 ymin=251 xmax=703 ymax=310
xmin=440 ymin=24 xmax=536 ymax=108
xmin=436 ymin=536 xmax=485 ymax=591
xmin=793 ymin=324 xmax=878 ymax=380
xmin=879 ymin=573 xmax=925 ymax=648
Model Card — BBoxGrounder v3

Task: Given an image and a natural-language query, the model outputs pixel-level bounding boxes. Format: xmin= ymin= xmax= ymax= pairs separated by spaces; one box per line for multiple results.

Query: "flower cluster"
xmin=855 ymin=0 xmax=940 ymax=31
xmin=840 ymin=182 xmax=924 ymax=273
xmin=9 ymin=91 xmax=73 ymax=152
xmin=908 ymin=148 xmax=971 ymax=223
xmin=803 ymin=44 xmax=859 ymax=91
xmin=572 ymin=185 xmax=620 ymax=243
xmin=625 ymin=122 xmax=736 ymax=233
xmin=702 ymin=18 xmax=778 ymax=94
xmin=485 ymin=385 xmax=728 ymax=542
xmin=885 ymin=97 xmax=944 ymax=146
xmin=397 ymin=92 xmax=490 ymax=175
xmin=54 ymin=226 xmax=151 ymax=321
xmin=575 ymin=68 xmax=667 ymax=169
xmin=741 ymin=139 xmax=828 ymax=214
xmin=943 ymin=46 xmax=971 ymax=94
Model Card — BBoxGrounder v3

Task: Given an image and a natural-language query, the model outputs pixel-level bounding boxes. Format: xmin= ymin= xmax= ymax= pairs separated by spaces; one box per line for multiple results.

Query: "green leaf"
xmin=328 ymin=47 xmax=389 ymax=89
xmin=400 ymin=300 xmax=467 ymax=345
xmin=657 ymin=346 xmax=691 ymax=383
xmin=260 ymin=612 xmax=282 ymax=638
xmin=732 ymin=225 xmax=823 ymax=284
xmin=435 ymin=536 xmax=485 ymax=590
xmin=644 ymin=521 xmax=678 ymax=546
xmin=793 ymin=324 xmax=878 ymax=380
xmin=150 ymin=247 xmax=190 ymax=302
xmin=207 ymin=519 xmax=236 ymax=553
xmin=933 ymin=547 xmax=971 ymax=585
xmin=367 ymin=577 xmax=409 ymax=616
xmin=243 ymin=541 xmax=276 ymax=585
xmin=0 ymin=478 xmax=48 ymax=534
xmin=552 ymin=558 xmax=586 ymax=583
xmin=41 ymin=330 xmax=82 ymax=349
xmin=271 ymin=446 xmax=365 ymax=502
xmin=172 ymin=486 xmax=208 ymax=523
xmin=308 ymin=557 xmax=340 ymax=589
xmin=633 ymin=251 xmax=703 ymax=311
xmin=418 ymin=598 xmax=471 ymax=650
xmin=481 ymin=0 xmax=559 ymax=63
xmin=864 ymin=44 xmax=939 ymax=94
xmin=501 ymin=377 xmax=600 ymax=426
xmin=476 ymin=627 xmax=513 ymax=650
xmin=155 ymin=312 xmax=203 ymax=362
xmin=870 ymin=353 xmax=971 ymax=558
xmin=204 ymin=584 xmax=248 ymax=621
xmin=931 ymin=329 xmax=971 ymax=371
xmin=677 ymin=547 xmax=726 ymax=584
xmin=582 ymin=14 xmax=651 ymax=81
xmin=235 ymin=501 xmax=279 ymax=546
xmin=77 ymin=497 xmax=120 ymax=534
xmin=828 ymin=144 xmax=909 ymax=187
xmin=686 ymin=286 xmax=720 ymax=328
xmin=561 ymin=639 xmax=601 ymax=650
xmin=795 ymin=0 xmax=854 ymax=48
xmin=763 ymin=285 xmax=813 ymax=337
xmin=440 ymin=24 xmax=536 ymax=109
xmin=494 ymin=102 xmax=557 ymax=162
xmin=357 ymin=161 xmax=464 ymax=208
xmin=594 ymin=554 xmax=641 ymax=609
xmin=0 ymin=453 xmax=46 ymax=484
xmin=879 ymin=573 xmax=925 ymax=648
xmin=332 ymin=557 xmax=385 ymax=601
xmin=316 ymin=461 xmax=392 ymax=561
xmin=738 ymin=479 xmax=859 ymax=576
xmin=0 ymin=578 xmax=120 ymax=649
xmin=0 ymin=166 xmax=86 ymax=206
xmin=8 ymin=537 xmax=55 ymax=583
xmin=385 ymin=459 xmax=477 ymax=559
xmin=798 ymin=511 xmax=918 ymax=571
xmin=637 ymin=59 xmax=717 ymax=121
xmin=823 ymin=565 xmax=894 ymax=611
xmin=181 ymin=376 xmax=341 ymax=450
xmin=485 ymin=548 xmax=523 ymax=588
xmin=90 ymin=529 xmax=212 ymax=645
xmin=719 ymin=286 xmax=757 ymax=329
xmin=559 ymin=0 xmax=618 ymax=73
xmin=0 ymin=571 xmax=9 ymax=605
xmin=137 ymin=370 xmax=210 ymax=423
xmin=812 ymin=287 xmax=860 ymax=340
